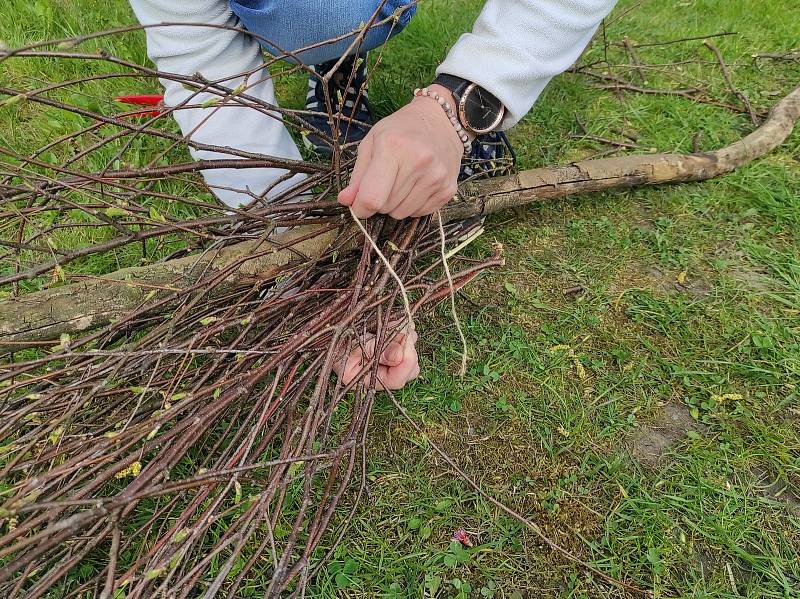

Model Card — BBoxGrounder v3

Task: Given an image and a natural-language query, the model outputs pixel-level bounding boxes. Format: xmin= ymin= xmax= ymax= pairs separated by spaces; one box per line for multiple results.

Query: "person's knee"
xmin=230 ymin=0 xmax=416 ymax=64
xmin=278 ymin=0 xmax=416 ymax=36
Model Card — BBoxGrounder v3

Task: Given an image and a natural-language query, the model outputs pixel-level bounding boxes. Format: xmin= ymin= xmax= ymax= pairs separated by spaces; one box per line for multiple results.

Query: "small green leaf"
xmin=199 ymin=316 xmax=218 ymax=326
xmin=148 ymin=206 xmax=166 ymax=223
xmin=425 ymin=574 xmax=441 ymax=593
xmin=335 ymin=571 xmax=357 ymax=588
xmin=288 ymin=460 xmax=304 ymax=478
xmin=342 ymin=559 xmax=359 ymax=575
xmin=646 ymin=547 xmax=660 ymax=566
xmin=529 ymin=297 xmax=548 ymax=309
xmin=435 ymin=499 xmax=452 ymax=512
xmin=104 ymin=206 xmax=130 ymax=218
xmin=53 ymin=264 xmax=66 ymax=282
xmin=168 ymin=551 xmax=182 ymax=571
xmin=48 ymin=426 xmax=64 ymax=445
xmin=1 ymin=94 xmax=25 ymax=108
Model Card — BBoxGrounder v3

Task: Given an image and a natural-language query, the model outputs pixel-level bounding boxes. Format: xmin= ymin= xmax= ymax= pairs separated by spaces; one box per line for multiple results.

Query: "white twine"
xmin=348 ymin=208 xmax=415 ymax=345
xmin=436 ymin=210 xmax=468 ymax=377
xmin=348 ymin=207 xmax=469 ymax=377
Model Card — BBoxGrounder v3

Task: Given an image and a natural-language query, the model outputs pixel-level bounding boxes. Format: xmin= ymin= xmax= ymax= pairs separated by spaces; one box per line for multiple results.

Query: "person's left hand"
xmin=338 ymin=84 xmax=464 ymax=220
xmin=335 ymin=326 xmax=419 ymax=390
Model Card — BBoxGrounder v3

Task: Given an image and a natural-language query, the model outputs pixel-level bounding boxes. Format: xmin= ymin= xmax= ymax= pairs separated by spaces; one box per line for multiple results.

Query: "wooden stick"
xmin=704 ymin=40 xmax=759 ymax=124
xmin=753 ymin=51 xmax=800 ymax=62
xmin=629 ymin=31 xmax=737 ymax=49
xmin=623 ymin=36 xmax=646 ymax=83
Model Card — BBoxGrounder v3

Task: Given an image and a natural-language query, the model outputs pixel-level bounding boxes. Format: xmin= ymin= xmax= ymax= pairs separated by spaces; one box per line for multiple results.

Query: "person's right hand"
xmin=337 ymin=84 xmax=464 ymax=220
xmin=335 ymin=326 xmax=419 ymax=390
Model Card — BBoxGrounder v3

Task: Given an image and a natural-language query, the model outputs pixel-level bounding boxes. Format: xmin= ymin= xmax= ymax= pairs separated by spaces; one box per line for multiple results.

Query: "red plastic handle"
xmin=115 ymin=94 xmax=164 ymax=106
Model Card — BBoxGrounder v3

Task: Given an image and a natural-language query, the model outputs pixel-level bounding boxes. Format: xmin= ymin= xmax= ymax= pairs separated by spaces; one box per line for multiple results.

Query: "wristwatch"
xmin=433 ymin=73 xmax=505 ymax=135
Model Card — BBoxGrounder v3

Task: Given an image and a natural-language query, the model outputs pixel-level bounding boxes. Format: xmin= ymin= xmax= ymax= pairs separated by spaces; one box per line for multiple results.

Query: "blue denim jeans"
xmin=228 ymin=0 xmax=417 ymax=65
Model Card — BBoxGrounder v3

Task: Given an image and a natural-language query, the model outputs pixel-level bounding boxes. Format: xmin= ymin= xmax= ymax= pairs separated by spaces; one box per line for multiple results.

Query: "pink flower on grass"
xmin=452 ymin=528 xmax=473 ymax=547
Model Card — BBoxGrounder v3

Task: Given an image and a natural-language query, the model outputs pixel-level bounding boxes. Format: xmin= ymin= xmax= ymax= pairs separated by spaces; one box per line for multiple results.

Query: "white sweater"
xmin=130 ymin=0 xmax=617 ymax=207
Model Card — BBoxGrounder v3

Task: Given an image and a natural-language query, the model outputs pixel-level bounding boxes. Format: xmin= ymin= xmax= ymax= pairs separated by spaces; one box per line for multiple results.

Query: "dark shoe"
xmin=459 ymin=130 xmax=516 ymax=182
xmin=303 ymin=54 xmax=373 ymax=155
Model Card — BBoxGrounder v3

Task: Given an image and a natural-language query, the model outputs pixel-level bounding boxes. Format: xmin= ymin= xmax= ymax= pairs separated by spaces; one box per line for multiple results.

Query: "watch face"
xmin=460 ymin=83 xmax=505 ymax=134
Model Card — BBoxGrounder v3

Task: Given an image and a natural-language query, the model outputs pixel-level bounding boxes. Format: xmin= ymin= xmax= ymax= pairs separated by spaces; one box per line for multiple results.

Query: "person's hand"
xmin=335 ymin=326 xmax=420 ymax=391
xmin=338 ymin=85 xmax=464 ymax=220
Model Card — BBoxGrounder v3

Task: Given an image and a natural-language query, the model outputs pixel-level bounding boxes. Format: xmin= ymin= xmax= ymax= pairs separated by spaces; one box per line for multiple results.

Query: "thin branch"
xmin=704 ymin=40 xmax=759 ymax=124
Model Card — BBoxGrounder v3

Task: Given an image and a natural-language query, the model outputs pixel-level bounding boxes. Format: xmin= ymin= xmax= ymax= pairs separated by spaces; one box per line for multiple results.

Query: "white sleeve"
xmin=128 ymin=0 xmax=303 ymax=208
xmin=437 ymin=0 xmax=618 ymax=129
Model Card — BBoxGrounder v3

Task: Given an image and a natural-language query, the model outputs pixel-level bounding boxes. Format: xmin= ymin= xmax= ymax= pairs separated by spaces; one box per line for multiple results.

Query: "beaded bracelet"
xmin=413 ymin=87 xmax=472 ymax=156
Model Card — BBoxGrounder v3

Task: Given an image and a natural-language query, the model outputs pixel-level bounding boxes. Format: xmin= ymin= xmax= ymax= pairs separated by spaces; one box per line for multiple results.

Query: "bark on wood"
xmin=0 ymin=226 xmax=338 ymax=350
xmin=2 ymin=84 xmax=799 ymax=350
xmin=447 ymin=83 xmax=800 ymax=221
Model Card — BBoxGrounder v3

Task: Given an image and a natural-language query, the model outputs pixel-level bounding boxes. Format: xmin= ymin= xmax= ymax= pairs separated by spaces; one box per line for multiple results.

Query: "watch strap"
xmin=433 ymin=73 xmax=470 ymax=102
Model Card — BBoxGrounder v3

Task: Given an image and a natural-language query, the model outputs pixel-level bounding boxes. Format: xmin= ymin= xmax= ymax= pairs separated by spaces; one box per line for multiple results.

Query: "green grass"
xmin=2 ymin=0 xmax=800 ymax=597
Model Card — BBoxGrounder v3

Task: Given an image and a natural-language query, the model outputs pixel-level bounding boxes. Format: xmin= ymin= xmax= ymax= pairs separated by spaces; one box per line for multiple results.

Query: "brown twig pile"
xmin=0 ymin=212 xmax=498 ymax=597
xmin=0 ymin=9 xmax=514 ymax=597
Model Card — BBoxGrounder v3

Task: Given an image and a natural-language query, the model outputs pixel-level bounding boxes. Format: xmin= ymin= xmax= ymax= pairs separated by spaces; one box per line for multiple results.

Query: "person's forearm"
xmin=128 ymin=0 xmax=303 ymax=207
xmin=437 ymin=0 xmax=618 ymax=128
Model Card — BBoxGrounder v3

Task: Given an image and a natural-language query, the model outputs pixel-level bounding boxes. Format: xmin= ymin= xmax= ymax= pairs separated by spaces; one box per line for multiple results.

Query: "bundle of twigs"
xmin=0 ymin=14 xmax=508 ymax=598
xmin=0 ymin=213 xmax=497 ymax=597
xmin=2 ymin=8 xmax=800 ymax=598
